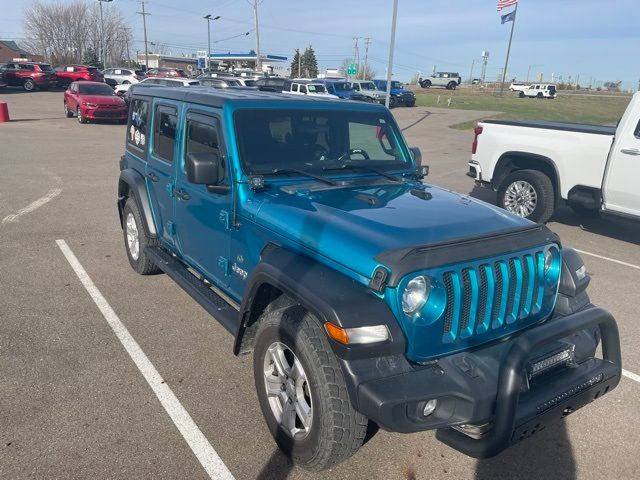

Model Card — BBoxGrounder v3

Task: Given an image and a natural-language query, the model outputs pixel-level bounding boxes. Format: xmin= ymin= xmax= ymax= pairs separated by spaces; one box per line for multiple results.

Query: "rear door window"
xmin=127 ymin=97 xmax=150 ymax=158
xmin=153 ymin=105 xmax=178 ymax=163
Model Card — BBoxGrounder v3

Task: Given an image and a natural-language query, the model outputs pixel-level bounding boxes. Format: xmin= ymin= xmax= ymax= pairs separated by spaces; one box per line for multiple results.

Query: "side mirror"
xmin=185 ymin=152 xmax=228 ymax=193
xmin=410 ymin=147 xmax=429 ymax=178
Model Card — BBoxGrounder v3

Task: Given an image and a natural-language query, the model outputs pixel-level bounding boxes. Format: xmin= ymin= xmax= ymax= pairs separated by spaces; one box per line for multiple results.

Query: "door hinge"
xmin=166 ymin=221 xmax=176 ymax=235
xmin=219 ymin=210 xmax=230 ymax=230
xmin=166 ymin=183 xmax=175 ymax=197
xmin=218 ymin=256 xmax=230 ymax=276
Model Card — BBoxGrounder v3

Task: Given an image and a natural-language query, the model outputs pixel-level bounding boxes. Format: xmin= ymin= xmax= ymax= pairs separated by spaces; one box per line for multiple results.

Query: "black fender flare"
xmin=493 ymin=151 xmax=561 ymax=204
xmin=117 ymin=168 xmax=157 ymax=238
xmin=234 ymin=247 xmax=406 ymax=361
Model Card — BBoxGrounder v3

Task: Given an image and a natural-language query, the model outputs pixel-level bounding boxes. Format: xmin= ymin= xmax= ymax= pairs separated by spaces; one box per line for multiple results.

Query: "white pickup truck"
xmin=467 ymin=91 xmax=640 ymax=223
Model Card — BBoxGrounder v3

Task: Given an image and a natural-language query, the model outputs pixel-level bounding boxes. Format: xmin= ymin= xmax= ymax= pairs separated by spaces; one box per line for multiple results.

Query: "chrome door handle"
xmin=620 ymin=147 xmax=640 ymax=156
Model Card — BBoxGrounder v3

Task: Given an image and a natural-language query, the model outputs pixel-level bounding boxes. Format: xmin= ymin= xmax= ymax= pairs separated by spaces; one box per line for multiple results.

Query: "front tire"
xmin=420 ymin=80 xmax=431 ymax=88
xmin=122 ymin=199 xmax=161 ymax=275
xmin=253 ymin=306 xmax=367 ymax=470
xmin=497 ymin=169 xmax=555 ymax=223
xmin=77 ymin=107 xmax=87 ymax=124
xmin=519 ymin=91 xmax=525 ymax=98
xmin=23 ymin=78 xmax=36 ymax=91
xmin=447 ymin=81 xmax=457 ymax=90
xmin=64 ymin=102 xmax=73 ymax=117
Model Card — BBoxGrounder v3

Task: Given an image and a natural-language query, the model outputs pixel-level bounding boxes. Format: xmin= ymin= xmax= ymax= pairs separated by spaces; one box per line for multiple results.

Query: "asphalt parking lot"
xmin=1 ymin=90 xmax=639 ymax=480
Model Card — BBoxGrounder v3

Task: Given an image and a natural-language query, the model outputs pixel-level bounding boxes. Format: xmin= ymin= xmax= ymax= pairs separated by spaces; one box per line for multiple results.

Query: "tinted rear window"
xmin=38 ymin=64 xmax=54 ymax=72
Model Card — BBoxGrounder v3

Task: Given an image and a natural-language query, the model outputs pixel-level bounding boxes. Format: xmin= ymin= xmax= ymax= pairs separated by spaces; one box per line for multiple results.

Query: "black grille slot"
xmin=491 ymin=262 xmax=504 ymax=324
xmin=460 ymin=269 xmax=472 ymax=331
xmin=532 ymin=254 xmax=541 ymax=309
xmin=477 ymin=266 xmax=489 ymax=327
xmin=505 ymin=259 xmax=517 ymax=319
xmin=443 ymin=272 xmax=455 ymax=334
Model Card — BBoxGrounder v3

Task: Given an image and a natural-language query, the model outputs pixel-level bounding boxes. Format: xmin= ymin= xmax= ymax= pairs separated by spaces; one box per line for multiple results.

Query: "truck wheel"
xmin=537 ymin=92 xmax=543 ymax=99
xmin=253 ymin=305 xmax=367 ymax=470
xmin=421 ymin=80 xmax=431 ymax=88
xmin=447 ymin=81 xmax=457 ymax=90
xmin=519 ymin=91 xmax=525 ymax=98
xmin=23 ymin=78 xmax=36 ymax=92
xmin=122 ymin=199 xmax=161 ymax=275
xmin=498 ymin=169 xmax=555 ymax=223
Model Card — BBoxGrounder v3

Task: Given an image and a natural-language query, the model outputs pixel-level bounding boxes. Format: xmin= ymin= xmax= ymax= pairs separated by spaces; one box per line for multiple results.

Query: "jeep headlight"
xmin=544 ymin=247 xmax=560 ymax=275
xmin=402 ymin=276 xmax=431 ymax=315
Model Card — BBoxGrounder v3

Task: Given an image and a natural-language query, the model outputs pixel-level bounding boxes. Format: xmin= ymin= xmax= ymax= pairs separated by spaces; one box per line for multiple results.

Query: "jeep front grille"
xmin=441 ymin=252 xmax=546 ymax=343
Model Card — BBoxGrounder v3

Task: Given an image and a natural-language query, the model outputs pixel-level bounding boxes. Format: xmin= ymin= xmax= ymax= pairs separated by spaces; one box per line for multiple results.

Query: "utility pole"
xmin=204 ymin=15 xmax=220 ymax=72
xmin=298 ymin=49 xmax=301 ymax=78
xmin=137 ymin=1 xmax=150 ymax=70
xmin=98 ymin=0 xmax=112 ymax=68
xmin=499 ymin=3 xmax=517 ymax=95
xmin=468 ymin=58 xmax=476 ymax=85
xmin=362 ymin=37 xmax=371 ymax=80
xmin=384 ymin=0 xmax=398 ymax=109
xmin=352 ymin=36 xmax=360 ymax=79
xmin=252 ymin=0 xmax=262 ymax=73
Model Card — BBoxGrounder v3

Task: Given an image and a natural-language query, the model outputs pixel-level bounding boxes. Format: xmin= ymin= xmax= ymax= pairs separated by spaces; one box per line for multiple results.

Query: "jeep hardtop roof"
xmin=131 ymin=85 xmax=384 ymax=109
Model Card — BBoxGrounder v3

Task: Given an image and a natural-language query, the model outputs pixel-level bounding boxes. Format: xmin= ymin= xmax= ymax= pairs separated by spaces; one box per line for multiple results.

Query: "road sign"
xmin=347 ymin=63 xmax=357 ymax=75
xmin=197 ymin=58 xmax=205 ymax=69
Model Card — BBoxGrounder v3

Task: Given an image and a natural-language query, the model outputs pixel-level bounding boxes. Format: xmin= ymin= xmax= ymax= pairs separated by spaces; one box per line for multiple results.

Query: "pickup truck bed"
xmin=482 ymin=119 xmax=616 ymax=136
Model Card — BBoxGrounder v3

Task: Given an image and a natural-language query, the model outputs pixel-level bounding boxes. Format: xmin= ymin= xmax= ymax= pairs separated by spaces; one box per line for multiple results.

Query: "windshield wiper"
xmin=266 ymin=168 xmax=338 ymax=186
xmin=323 ymin=164 xmax=403 ymax=183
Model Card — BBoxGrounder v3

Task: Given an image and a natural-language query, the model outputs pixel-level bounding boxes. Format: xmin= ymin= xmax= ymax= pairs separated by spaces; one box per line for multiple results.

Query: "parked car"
xmin=255 ymin=76 xmax=291 ymax=92
xmin=118 ymin=87 xmax=621 ymax=471
xmin=63 ymin=81 xmax=127 ymax=124
xmin=372 ymin=79 xmax=416 ymax=106
xmin=471 ymin=78 xmax=481 ymax=85
xmin=350 ymin=79 xmax=389 ymax=104
xmin=509 ymin=82 xmax=529 ymax=92
xmin=198 ymin=77 xmax=243 ymax=88
xmin=144 ymin=67 xmax=187 ymax=78
xmin=0 ymin=62 xmax=57 ymax=91
xmin=116 ymin=77 xmax=200 ymax=103
xmin=103 ymin=68 xmax=146 ymax=85
xmin=284 ymin=80 xmax=339 ymax=99
xmin=318 ymin=79 xmax=370 ymax=102
xmin=519 ymin=84 xmax=557 ymax=99
xmin=419 ymin=72 xmax=461 ymax=90
xmin=0 ymin=69 xmax=7 ymax=88
xmin=468 ymin=91 xmax=640 ymax=222
xmin=54 ymin=65 xmax=104 ymax=86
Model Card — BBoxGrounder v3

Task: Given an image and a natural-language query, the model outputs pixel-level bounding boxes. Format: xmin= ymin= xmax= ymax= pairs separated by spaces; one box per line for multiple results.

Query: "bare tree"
xmin=23 ymin=0 xmax=132 ymax=67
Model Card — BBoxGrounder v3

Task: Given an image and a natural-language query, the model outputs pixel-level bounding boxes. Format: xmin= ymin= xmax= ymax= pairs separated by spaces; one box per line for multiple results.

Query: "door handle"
xmin=175 ymin=189 xmax=191 ymax=201
xmin=147 ymin=172 xmax=159 ymax=182
xmin=620 ymin=147 xmax=640 ymax=156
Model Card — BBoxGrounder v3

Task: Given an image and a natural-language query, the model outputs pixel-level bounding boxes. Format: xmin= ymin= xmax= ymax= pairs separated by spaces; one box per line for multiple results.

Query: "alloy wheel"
xmin=503 ymin=180 xmax=538 ymax=217
xmin=125 ymin=212 xmax=140 ymax=260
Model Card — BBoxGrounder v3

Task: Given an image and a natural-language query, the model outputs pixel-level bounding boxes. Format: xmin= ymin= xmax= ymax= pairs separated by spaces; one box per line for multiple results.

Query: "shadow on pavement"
xmin=255 ymin=449 xmax=294 ymax=480
xmin=475 ymin=421 xmax=576 ymax=480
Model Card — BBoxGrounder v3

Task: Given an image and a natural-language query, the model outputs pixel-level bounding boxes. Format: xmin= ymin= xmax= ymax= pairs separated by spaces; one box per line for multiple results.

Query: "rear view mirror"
xmin=185 ymin=152 xmax=228 ymax=193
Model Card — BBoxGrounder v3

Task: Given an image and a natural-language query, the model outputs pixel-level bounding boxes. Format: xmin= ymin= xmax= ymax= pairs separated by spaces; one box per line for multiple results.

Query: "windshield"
xmin=332 ymin=82 xmax=352 ymax=91
xmin=307 ymin=84 xmax=327 ymax=93
xmin=244 ymin=79 xmax=257 ymax=87
xmin=361 ymin=82 xmax=376 ymax=90
xmin=78 ymin=83 xmax=114 ymax=95
xmin=234 ymin=109 xmax=411 ymax=175
xmin=39 ymin=64 xmax=54 ymax=72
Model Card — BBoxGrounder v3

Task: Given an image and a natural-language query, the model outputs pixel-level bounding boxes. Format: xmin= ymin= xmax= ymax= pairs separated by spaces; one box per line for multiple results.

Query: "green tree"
xmin=289 ymin=48 xmax=301 ymax=78
xmin=301 ymin=45 xmax=318 ymax=78
xmin=82 ymin=47 xmax=102 ymax=69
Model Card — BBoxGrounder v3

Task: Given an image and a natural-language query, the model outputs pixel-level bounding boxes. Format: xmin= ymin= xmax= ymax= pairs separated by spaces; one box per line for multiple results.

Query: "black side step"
xmin=145 ymin=246 xmax=239 ymax=336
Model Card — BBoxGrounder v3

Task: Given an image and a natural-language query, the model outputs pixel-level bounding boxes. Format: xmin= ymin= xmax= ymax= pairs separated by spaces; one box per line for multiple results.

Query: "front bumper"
xmin=347 ymin=306 xmax=621 ymax=458
xmin=83 ymin=107 xmax=128 ymax=120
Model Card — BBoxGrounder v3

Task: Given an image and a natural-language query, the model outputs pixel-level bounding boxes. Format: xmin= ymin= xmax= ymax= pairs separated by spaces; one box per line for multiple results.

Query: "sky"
xmin=0 ymin=0 xmax=638 ymax=89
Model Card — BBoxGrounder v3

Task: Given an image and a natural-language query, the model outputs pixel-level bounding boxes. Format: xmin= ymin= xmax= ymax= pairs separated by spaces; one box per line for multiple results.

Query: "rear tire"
xmin=421 ymin=80 xmax=431 ymax=88
xmin=77 ymin=107 xmax=87 ymax=124
xmin=253 ymin=305 xmax=367 ymax=470
xmin=519 ymin=91 xmax=525 ymax=98
xmin=122 ymin=199 xmax=161 ymax=275
xmin=537 ymin=92 xmax=543 ymax=98
xmin=447 ymin=81 xmax=457 ymax=90
xmin=497 ymin=169 xmax=555 ymax=223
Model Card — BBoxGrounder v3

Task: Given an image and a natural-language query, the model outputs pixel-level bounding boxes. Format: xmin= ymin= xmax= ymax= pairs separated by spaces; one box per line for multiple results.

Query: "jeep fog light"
xmin=325 ymin=323 xmax=390 ymax=345
xmin=402 ymin=276 xmax=430 ymax=315
xmin=422 ymin=399 xmax=438 ymax=417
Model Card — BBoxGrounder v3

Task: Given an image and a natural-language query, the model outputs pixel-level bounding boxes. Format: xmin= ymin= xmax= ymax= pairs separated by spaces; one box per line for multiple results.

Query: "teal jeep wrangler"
xmin=118 ymin=86 xmax=621 ymax=470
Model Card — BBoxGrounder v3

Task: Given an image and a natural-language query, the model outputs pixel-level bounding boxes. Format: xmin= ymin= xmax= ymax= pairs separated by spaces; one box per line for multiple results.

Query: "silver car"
xmin=103 ymin=68 xmax=146 ymax=85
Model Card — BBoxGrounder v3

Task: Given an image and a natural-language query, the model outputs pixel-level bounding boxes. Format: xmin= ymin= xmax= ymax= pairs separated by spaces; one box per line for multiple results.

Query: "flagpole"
xmin=499 ymin=3 xmax=517 ymax=96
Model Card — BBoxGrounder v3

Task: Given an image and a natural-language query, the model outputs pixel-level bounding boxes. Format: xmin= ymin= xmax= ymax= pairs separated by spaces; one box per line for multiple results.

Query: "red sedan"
xmin=64 ymin=81 xmax=127 ymax=124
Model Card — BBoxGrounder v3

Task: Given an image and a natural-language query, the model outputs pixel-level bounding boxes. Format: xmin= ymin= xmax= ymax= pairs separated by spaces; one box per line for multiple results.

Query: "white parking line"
xmin=622 ymin=369 xmax=640 ymax=384
xmin=575 ymin=249 xmax=640 ymax=271
xmin=2 ymin=187 xmax=62 ymax=224
xmin=55 ymin=239 xmax=235 ymax=480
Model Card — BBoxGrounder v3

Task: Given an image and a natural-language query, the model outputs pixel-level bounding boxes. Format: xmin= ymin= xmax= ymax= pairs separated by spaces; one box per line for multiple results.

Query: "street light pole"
xmin=203 ymin=15 xmax=220 ymax=72
xmin=384 ymin=0 xmax=398 ymax=109
xmin=97 ymin=0 xmax=113 ymax=68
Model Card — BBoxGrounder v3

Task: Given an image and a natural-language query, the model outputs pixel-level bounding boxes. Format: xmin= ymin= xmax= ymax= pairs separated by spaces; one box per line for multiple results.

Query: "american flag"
xmin=497 ymin=0 xmax=518 ymax=11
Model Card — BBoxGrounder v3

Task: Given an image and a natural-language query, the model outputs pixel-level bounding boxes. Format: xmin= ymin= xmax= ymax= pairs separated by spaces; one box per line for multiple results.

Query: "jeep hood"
xmin=253 ymin=182 xmax=533 ymax=279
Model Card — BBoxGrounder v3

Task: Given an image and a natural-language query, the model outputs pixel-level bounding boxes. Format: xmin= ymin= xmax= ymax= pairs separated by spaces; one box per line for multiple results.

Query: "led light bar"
xmin=536 ymin=373 xmax=604 ymax=414
xmin=527 ymin=344 xmax=575 ymax=380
